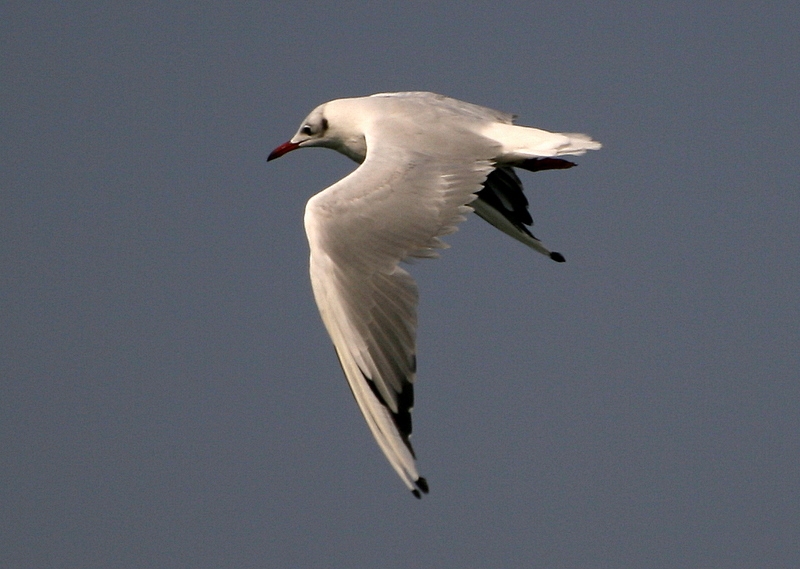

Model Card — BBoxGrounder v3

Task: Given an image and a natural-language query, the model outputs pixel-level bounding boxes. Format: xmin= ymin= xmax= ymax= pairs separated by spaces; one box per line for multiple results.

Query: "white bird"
xmin=268 ymin=92 xmax=600 ymax=498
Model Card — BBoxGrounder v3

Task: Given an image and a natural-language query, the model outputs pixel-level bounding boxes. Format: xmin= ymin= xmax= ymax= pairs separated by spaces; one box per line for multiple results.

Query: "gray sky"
xmin=3 ymin=2 xmax=799 ymax=568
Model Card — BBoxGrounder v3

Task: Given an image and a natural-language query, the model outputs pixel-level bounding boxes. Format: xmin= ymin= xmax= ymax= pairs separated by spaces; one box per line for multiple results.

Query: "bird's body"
xmin=268 ymin=92 xmax=600 ymax=497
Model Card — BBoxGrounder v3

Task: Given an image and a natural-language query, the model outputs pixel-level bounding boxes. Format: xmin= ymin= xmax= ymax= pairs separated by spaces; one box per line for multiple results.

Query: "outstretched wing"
xmin=472 ymin=159 xmax=576 ymax=261
xmin=304 ymin=137 xmax=494 ymax=497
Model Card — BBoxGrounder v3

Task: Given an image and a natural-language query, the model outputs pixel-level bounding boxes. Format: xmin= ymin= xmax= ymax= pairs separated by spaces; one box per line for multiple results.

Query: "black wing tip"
xmin=411 ymin=477 xmax=429 ymax=499
xmin=550 ymin=252 xmax=566 ymax=263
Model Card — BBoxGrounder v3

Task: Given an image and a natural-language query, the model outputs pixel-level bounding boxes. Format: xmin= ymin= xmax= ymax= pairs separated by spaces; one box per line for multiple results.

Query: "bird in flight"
xmin=268 ymin=92 xmax=600 ymax=497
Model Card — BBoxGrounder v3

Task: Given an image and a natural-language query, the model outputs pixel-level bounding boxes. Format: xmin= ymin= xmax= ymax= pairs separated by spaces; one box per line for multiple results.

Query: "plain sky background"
xmin=3 ymin=2 xmax=799 ymax=568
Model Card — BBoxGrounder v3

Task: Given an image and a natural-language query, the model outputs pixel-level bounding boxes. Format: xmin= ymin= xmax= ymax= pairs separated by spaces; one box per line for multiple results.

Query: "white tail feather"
xmin=481 ymin=123 xmax=602 ymax=160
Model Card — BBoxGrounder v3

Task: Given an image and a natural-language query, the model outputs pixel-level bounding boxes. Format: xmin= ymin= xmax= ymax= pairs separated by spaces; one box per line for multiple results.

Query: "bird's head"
xmin=268 ymin=99 xmax=367 ymax=163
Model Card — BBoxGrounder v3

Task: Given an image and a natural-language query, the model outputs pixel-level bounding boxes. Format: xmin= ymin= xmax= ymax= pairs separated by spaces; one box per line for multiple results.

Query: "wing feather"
xmin=304 ymin=140 xmax=493 ymax=495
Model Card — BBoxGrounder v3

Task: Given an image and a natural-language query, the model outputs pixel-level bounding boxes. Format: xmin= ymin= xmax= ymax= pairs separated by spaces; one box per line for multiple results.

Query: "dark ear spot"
xmin=321 ymin=118 xmax=329 ymax=131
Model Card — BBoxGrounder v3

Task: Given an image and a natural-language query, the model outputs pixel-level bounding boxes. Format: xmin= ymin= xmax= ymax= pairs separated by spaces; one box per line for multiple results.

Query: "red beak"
xmin=267 ymin=140 xmax=300 ymax=161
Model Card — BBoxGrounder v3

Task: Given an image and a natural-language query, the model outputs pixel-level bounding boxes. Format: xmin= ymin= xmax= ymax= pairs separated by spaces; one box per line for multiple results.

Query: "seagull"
xmin=268 ymin=92 xmax=600 ymax=498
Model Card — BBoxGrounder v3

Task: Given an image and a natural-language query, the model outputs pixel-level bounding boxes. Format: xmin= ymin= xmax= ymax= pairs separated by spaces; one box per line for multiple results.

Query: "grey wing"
xmin=472 ymin=159 xmax=577 ymax=262
xmin=304 ymin=144 xmax=494 ymax=497
xmin=369 ymin=91 xmax=516 ymax=124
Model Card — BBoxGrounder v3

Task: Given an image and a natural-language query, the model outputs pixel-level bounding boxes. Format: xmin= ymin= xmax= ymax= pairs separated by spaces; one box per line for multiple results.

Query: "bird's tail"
xmin=482 ymin=122 xmax=601 ymax=161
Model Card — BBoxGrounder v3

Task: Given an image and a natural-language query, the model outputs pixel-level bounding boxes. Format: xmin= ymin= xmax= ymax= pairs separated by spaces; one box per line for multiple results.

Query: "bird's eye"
xmin=301 ymin=125 xmax=313 ymax=135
